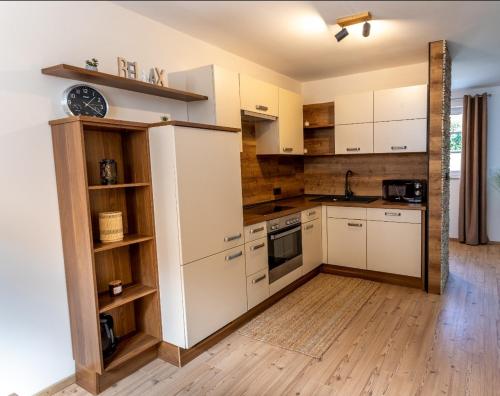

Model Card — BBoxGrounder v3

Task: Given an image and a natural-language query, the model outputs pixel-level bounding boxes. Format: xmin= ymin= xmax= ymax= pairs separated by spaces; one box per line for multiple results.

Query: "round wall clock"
xmin=62 ymin=84 xmax=108 ymax=117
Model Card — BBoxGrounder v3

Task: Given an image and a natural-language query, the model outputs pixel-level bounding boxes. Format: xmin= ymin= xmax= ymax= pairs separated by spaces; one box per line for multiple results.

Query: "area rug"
xmin=237 ymin=273 xmax=380 ymax=359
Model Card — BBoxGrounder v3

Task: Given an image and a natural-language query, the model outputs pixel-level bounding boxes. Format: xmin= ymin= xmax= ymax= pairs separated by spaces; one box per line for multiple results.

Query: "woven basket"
xmin=99 ymin=211 xmax=124 ymax=243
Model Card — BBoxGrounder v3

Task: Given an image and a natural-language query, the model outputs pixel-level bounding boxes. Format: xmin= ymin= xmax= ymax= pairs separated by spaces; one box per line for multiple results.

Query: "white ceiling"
xmin=117 ymin=1 xmax=500 ymax=89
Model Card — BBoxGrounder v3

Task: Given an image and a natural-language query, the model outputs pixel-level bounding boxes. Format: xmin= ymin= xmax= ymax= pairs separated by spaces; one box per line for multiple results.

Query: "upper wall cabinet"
xmin=374 ymin=84 xmax=427 ymax=122
xmin=335 ymin=123 xmax=373 ymax=155
xmin=255 ymin=88 xmax=304 ymax=155
xmin=374 ymin=119 xmax=427 ymax=153
xmin=335 ymin=91 xmax=373 ymax=125
xmin=169 ymin=65 xmax=241 ymax=130
xmin=240 ymin=74 xmax=279 ymax=117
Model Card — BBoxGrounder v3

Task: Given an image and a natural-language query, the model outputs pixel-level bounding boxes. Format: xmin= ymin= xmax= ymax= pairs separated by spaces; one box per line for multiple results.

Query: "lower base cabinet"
xmin=367 ymin=221 xmax=421 ymax=277
xmin=302 ymin=218 xmax=322 ymax=274
xmin=182 ymin=246 xmax=247 ymax=347
xmin=247 ymin=268 xmax=270 ymax=309
xmin=327 ymin=217 xmax=367 ymax=269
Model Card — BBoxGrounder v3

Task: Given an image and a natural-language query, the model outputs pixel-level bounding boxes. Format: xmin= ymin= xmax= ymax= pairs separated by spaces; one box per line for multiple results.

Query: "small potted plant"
xmin=85 ymin=58 xmax=99 ymax=71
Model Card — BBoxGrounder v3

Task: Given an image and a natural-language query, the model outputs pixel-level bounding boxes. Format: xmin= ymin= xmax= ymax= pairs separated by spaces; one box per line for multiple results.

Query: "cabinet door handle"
xmin=308 ymin=211 xmax=316 ymax=216
xmin=347 ymin=222 xmax=363 ymax=227
xmin=224 ymin=233 xmax=242 ymax=242
xmin=225 ymin=251 xmax=243 ymax=261
xmin=305 ymin=224 xmax=314 ymax=230
xmin=250 ymin=226 xmax=264 ymax=234
xmin=255 ymin=104 xmax=269 ymax=111
xmin=252 ymin=274 xmax=267 ymax=284
xmin=250 ymin=242 xmax=265 ymax=251
xmin=346 ymin=147 xmax=360 ymax=152
xmin=282 ymin=147 xmax=293 ymax=153
xmin=384 ymin=212 xmax=402 ymax=217
xmin=391 ymin=145 xmax=408 ymax=151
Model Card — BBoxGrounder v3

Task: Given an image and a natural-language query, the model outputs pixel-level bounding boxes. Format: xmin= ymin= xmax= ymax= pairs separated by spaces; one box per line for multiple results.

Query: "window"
xmin=450 ymin=110 xmax=462 ymax=176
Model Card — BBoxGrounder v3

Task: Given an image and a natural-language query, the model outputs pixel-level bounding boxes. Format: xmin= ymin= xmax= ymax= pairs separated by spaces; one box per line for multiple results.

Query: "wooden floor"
xmin=57 ymin=241 xmax=500 ymax=396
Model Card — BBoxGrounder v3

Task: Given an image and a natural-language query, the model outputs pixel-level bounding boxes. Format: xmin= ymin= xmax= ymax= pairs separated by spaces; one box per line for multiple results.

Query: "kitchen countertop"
xmin=243 ymin=195 xmax=426 ymax=226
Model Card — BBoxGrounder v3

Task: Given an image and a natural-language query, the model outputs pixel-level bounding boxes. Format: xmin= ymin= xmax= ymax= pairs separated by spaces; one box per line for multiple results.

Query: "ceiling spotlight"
xmin=335 ymin=11 xmax=372 ymax=42
xmin=362 ymin=21 xmax=371 ymax=37
xmin=335 ymin=27 xmax=349 ymax=42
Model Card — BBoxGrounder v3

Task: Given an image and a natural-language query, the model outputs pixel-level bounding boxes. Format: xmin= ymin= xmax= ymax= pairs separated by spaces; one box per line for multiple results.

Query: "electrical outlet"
xmin=273 ymin=187 xmax=282 ymax=195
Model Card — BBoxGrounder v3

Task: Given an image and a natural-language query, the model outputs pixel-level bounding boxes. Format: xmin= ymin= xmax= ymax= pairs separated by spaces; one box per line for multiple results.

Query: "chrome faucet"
xmin=345 ymin=170 xmax=354 ymax=199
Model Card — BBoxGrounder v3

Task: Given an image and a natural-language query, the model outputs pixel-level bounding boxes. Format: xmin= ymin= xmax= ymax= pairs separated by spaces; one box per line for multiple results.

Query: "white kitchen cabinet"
xmin=302 ymin=218 xmax=322 ymax=274
xmin=374 ymin=84 xmax=427 ymax=122
xmin=183 ymin=246 xmax=247 ymax=347
xmin=335 ymin=123 xmax=373 ymax=155
xmin=166 ymin=126 xmax=243 ymax=264
xmin=245 ymin=237 xmax=268 ymax=276
xmin=301 ymin=206 xmax=320 ymax=223
xmin=149 ymin=124 xmax=245 ymax=348
xmin=327 ymin=217 xmax=366 ymax=269
xmin=255 ymin=88 xmax=304 ymax=155
xmin=240 ymin=74 xmax=279 ymax=117
xmin=169 ymin=65 xmax=242 ymax=130
xmin=367 ymin=220 xmax=421 ymax=277
xmin=247 ymin=268 xmax=270 ymax=310
xmin=335 ymin=91 xmax=373 ymax=125
xmin=244 ymin=222 xmax=267 ymax=243
xmin=367 ymin=208 xmax=422 ymax=224
xmin=327 ymin=206 xmax=366 ymax=220
xmin=374 ymin=119 xmax=427 ymax=153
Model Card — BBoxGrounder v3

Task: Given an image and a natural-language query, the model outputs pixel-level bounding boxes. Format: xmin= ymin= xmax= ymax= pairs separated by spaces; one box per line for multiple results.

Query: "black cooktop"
xmin=245 ymin=204 xmax=294 ymax=216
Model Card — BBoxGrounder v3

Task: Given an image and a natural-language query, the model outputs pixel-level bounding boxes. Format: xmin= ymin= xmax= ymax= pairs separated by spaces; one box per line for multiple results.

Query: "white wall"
xmin=449 ymin=85 xmax=500 ymax=242
xmin=302 ymin=62 xmax=428 ymax=103
xmin=0 ymin=2 xmax=300 ymax=395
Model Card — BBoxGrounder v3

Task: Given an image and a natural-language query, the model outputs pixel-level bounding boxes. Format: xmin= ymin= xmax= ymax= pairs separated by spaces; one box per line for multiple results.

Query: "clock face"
xmin=62 ymin=85 xmax=108 ymax=117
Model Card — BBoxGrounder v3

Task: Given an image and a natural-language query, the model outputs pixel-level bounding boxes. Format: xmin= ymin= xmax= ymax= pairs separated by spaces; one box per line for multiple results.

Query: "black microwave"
xmin=382 ymin=179 xmax=426 ymax=203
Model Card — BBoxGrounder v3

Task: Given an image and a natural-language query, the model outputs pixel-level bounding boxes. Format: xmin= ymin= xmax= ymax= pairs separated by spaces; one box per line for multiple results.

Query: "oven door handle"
xmin=270 ymin=225 xmax=301 ymax=240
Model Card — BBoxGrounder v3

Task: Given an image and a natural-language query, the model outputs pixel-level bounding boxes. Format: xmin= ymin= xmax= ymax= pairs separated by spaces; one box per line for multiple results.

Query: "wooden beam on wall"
xmin=427 ymin=40 xmax=451 ymax=294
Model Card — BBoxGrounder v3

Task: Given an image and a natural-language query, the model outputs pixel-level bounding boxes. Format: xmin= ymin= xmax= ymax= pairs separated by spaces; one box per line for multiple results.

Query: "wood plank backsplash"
xmin=241 ymin=121 xmax=304 ymax=205
xmin=304 ymin=153 xmax=428 ymax=196
xmin=240 ymin=120 xmax=428 ymax=203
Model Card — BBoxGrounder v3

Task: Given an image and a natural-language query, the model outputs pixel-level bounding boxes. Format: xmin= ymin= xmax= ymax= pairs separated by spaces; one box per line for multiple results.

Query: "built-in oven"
xmin=267 ymin=213 xmax=302 ymax=284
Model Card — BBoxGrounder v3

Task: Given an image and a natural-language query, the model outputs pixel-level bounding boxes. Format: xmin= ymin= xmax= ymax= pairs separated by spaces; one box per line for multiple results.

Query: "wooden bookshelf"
xmin=42 ymin=64 xmax=208 ymax=102
xmin=50 ymin=116 xmax=163 ymax=394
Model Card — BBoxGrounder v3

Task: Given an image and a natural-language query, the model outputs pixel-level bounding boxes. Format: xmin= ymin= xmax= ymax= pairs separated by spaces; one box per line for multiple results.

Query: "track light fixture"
xmin=335 ymin=11 xmax=372 ymax=42
xmin=335 ymin=27 xmax=349 ymax=42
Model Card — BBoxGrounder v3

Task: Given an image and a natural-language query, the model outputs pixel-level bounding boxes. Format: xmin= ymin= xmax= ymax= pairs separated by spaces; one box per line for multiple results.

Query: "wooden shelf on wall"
xmin=42 ymin=64 xmax=209 ymax=102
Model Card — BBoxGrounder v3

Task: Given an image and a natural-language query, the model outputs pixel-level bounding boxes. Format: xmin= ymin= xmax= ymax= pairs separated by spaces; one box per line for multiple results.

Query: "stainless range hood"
xmin=241 ymin=110 xmax=277 ymax=122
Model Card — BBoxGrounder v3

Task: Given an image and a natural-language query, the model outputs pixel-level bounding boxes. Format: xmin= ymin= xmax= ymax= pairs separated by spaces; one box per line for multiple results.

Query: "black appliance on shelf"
xmin=100 ymin=313 xmax=117 ymax=359
xmin=382 ymin=179 xmax=426 ymax=203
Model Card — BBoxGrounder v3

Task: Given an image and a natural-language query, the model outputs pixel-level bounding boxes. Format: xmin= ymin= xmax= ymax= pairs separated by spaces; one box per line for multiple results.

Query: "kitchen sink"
xmin=310 ymin=195 xmax=379 ymax=203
